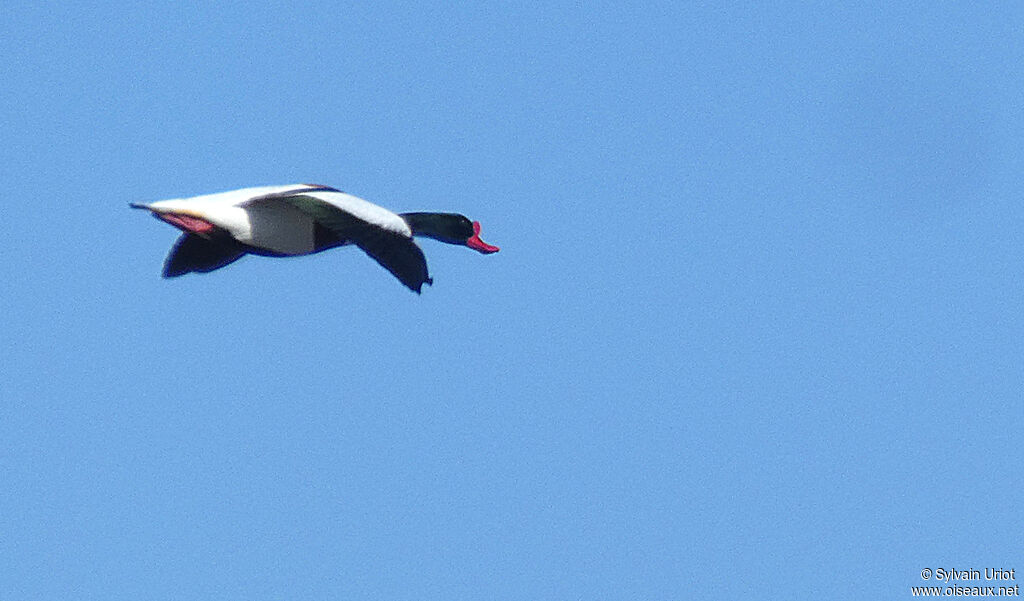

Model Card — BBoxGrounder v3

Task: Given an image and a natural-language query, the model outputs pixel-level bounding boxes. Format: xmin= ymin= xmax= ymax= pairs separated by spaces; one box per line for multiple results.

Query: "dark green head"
xmin=400 ymin=212 xmax=500 ymax=253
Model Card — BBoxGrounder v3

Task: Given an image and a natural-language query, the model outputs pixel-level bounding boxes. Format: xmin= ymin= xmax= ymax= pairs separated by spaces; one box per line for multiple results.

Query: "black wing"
xmin=353 ymin=226 xmax=432 ymax=293
xmin=163 ymin=234 xmax=247 ymax=278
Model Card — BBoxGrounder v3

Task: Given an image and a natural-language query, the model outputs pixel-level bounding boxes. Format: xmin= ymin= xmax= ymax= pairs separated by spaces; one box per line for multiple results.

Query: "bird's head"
xmin=401 ymin=212 xmax=500 ymax=253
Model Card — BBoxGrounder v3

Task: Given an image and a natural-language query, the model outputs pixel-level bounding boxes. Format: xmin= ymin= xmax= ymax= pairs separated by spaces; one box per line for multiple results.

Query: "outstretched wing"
xmin=249 ymin=190 xmax=431 ymax=292
xmin=273 ymin=194 xmax=372 ymax=246
xmin=244 ymin=186 xmax=410 ymax=244
xmin=353 ymin=226 xmax=432 ymax=293
xmin=163 ymin=234 xmax=247 ymax=278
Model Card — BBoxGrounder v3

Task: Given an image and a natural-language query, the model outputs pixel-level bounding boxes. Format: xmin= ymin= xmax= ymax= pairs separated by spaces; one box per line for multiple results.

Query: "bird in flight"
xmin=131 ymin=184 xmax=499 ymax=293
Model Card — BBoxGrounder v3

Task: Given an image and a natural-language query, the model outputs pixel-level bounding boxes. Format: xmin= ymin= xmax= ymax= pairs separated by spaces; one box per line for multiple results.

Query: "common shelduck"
xmin=131 ymin=184 xmax=499 ymax=293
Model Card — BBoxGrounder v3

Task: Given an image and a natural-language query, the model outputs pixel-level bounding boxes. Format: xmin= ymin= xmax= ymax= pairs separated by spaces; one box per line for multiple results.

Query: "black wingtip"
xmin=129 ymin=202 xmax=148 ymax=210
xmin=410 ymin=277 xmax=433 ymax=294
xmin=162 ymin=261 xmax=187 ymax=278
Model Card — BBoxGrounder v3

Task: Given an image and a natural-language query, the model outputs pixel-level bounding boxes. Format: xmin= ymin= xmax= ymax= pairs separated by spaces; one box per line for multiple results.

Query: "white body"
xmin=144 ymin=184 xmax=412 ymax=255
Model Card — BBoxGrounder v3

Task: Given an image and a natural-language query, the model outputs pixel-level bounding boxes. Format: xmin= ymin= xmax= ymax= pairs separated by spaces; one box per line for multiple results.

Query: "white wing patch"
xmin=241 ymin=200 xmax=317 ymax=254
xmin=153 ymin=185 xmax=312 ymax=208
xmin=303 ymin=191 xmax=412 ymax=238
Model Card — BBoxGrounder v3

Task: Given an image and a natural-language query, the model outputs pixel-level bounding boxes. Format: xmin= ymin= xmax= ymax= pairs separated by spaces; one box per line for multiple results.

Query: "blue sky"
xmin=2 ymin=2 xmax=1021 ymax=599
